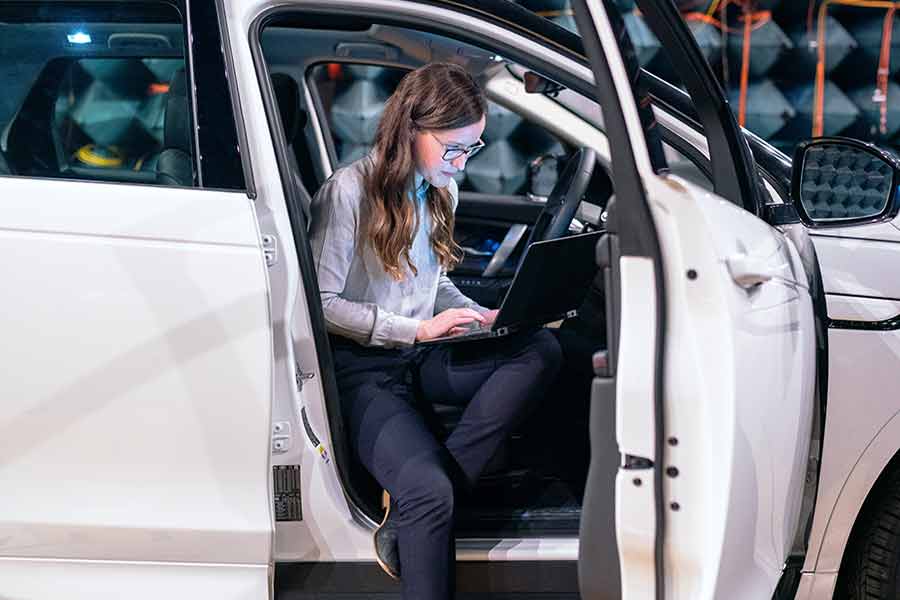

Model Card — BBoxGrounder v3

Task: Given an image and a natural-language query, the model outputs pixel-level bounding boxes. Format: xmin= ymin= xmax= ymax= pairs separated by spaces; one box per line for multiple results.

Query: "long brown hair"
xmin=363 ymin=62 xmax=486 ymax=280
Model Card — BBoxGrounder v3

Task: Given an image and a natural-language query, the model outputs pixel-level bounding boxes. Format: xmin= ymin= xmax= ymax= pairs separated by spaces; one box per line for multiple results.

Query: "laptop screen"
xmin=494 ymin=230 xmax=603 ymax=329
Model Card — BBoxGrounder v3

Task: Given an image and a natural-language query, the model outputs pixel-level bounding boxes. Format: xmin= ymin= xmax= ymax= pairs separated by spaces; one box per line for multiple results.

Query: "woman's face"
xmin=413 ymin=113 xmax=486 ymax=189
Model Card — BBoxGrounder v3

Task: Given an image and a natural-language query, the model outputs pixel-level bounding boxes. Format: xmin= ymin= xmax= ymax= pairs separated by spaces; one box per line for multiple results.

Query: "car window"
xmin=307 ymin=63 xmax=567 ymax=197
xmin=0 ymin=2 xmax=195 ymax=187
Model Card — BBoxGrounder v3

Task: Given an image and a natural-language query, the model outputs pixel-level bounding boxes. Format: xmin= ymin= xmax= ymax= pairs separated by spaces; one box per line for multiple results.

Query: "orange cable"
xmin=684 ymin=9 xmax=771 ymax=32
xmin=814 ymin=0 xmax=900 ymax=137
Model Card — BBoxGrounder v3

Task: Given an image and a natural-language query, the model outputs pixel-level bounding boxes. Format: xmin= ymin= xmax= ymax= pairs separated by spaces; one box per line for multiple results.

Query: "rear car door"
xmin=572 ymin=1 xmax=817 ymax=597
xmin=0 ymin=2 xmax=273 ymax=598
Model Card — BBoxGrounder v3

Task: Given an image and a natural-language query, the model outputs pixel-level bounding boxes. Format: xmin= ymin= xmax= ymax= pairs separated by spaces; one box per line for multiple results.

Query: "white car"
xmin=1 ymin=0 xmax=898 ymax=598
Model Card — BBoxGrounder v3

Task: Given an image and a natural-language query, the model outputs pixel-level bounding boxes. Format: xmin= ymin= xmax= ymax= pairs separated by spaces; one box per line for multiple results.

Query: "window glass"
xmin=0 ymin=2 xmax=194 ymax=187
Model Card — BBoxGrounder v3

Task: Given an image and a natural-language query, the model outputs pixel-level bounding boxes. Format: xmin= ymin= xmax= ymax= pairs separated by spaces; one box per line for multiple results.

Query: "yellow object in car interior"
xmin=74 ymin=144 xmax=124 ymax=168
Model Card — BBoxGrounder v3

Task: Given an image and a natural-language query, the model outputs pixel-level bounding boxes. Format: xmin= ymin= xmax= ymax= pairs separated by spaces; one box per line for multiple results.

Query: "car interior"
xmin=260 ymin=17 xmax=620 ymax=537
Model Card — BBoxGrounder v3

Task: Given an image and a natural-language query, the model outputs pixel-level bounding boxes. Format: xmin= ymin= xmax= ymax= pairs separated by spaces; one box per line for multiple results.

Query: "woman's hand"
xmin=416 ymin=308 xmax=486 ymax=341
xmin=481 ymin=309 xmax=500 ymax=326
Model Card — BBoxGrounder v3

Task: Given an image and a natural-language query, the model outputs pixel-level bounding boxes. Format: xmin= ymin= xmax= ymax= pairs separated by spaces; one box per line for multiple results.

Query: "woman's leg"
xmin=416 ymin=328 xmax=563 ymax=486
xmin=334 ymin=341 xmax=458 ymax=599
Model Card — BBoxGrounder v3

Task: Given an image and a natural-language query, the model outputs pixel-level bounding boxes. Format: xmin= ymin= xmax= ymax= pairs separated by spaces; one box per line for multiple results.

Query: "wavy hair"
xmin=363 ymin=62 xmax=486 ymax=280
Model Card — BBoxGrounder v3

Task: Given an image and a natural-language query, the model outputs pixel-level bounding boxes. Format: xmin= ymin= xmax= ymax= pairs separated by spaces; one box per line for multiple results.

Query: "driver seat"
xmin=156 ymin=69 xmax=194 ymax=186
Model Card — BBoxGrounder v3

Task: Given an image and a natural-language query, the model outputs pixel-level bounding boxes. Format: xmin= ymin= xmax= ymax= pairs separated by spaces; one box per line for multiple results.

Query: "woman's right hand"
xmin=416 ymin=308 xmax=486 ymax=341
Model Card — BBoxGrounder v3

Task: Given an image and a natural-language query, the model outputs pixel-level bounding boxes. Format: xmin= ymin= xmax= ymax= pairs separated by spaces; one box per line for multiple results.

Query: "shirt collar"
xmin=415 ymin=178 xmax=430 ymax=200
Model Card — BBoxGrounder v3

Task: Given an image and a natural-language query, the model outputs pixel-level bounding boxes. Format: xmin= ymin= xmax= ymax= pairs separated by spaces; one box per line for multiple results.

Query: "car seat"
xmin=155 ymin=69 xmax=193 ymax=186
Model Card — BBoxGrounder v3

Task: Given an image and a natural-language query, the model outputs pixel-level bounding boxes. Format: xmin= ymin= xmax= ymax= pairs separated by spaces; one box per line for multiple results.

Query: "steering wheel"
xmin=527 ymin=147 xmax=596 ymax=245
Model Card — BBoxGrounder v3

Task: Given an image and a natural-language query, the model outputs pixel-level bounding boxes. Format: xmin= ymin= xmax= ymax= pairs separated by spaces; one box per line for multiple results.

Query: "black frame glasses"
xmin=430 ymin=132 xmax=485 ymax=161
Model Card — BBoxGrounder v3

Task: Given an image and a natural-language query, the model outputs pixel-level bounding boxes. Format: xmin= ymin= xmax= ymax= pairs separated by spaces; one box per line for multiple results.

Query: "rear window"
xmin=0 ymin=2 xmax=196 ymax=187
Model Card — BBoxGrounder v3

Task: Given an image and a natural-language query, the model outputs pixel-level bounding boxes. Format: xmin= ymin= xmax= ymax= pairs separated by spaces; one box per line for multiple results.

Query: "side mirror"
xmin=791 ymin=137 xmax=900 ymax=228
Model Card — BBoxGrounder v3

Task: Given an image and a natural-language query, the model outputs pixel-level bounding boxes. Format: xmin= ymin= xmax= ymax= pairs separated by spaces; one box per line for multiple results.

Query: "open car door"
xmin=572 ymin=1 xmax=817 ymax=598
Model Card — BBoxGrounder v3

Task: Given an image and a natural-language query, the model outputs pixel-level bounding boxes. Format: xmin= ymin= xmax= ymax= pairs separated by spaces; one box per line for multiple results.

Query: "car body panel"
xmin=0 ymin=178 xmax=273 ymax=591
xmin=815 ymin=236 xmax=900 ymax=299
xmin=800 ymin=323 xmax=900 ymax=577
xmin=826 ymin=295 xmax=900 ymax=321
xmin=813 ymin=390 xmax=900 ymax=571
xmin=0 ymin=560 xmax=269 ymax=600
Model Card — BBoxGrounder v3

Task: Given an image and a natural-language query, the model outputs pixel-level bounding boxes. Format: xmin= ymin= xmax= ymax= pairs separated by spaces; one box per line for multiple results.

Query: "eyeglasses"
xmin=430 ymin=132 xmax=485 ymax=162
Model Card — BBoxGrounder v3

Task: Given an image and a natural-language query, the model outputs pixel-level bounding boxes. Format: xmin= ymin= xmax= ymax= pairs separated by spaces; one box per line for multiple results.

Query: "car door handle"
xmin=725 ymin=253 xmax=789 ymax=289
xmin=482 ymin=224 xmax=528 ymax=278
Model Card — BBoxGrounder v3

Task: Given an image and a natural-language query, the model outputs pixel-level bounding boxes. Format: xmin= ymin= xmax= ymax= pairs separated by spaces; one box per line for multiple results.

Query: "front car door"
xmin=572 ymin=1 xmax=818 ymax=597
xmin=0 ymin=2 xmax=273 ymax=598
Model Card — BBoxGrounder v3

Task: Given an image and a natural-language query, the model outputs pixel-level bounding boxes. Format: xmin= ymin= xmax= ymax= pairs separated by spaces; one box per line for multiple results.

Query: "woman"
xmin=308 ymin=62 xmax=562 ymax=599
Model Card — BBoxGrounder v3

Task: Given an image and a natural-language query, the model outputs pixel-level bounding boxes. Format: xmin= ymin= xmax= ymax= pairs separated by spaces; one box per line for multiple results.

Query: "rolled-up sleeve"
xmin=308 ymin=177 xmax=421 ymax=347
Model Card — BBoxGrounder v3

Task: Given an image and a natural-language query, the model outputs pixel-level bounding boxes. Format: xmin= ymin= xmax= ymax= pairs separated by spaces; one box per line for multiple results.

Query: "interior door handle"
xmin=482 ymin=224 xmax=527 ymax=278
xmin=725 ymin=253 xmax=788 ymax=288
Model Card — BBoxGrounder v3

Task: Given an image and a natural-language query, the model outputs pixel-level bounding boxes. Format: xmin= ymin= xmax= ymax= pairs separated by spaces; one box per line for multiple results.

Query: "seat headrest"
xmin=164 ymin=68 xmax=191 ymax=154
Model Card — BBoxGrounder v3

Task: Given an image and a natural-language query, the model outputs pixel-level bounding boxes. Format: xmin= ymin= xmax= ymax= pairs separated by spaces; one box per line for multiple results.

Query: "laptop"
xmin=418 ymin=230 xmax=603 ymax=345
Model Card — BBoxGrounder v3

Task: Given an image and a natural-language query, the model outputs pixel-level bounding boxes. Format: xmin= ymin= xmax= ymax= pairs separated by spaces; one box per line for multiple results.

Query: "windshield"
xmin=519 ymin=0 xmax=900 ymax=167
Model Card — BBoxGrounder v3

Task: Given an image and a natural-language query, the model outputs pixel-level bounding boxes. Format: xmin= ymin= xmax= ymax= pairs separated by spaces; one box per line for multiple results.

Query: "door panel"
xmin=653 ymin=181 xmax=815 ymax=597
xmin=574 ymin=0 xmax=818 ymax=597
xmin=0 ymin=178 xmax=272 ymax=593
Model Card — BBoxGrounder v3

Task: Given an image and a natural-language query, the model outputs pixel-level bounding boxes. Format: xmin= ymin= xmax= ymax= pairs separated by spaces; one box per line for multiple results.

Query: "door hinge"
xmin=295 ymin=362 xmax=315 ymax=391
xmin=262 ymin=234 xmax=278 ymax=267
xmin=272 ymin=420 xmax=292 ymax=454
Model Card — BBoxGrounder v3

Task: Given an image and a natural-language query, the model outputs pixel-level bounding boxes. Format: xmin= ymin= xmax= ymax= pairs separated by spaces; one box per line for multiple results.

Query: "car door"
xmin=571 ymin=1 xmax=817 ymax=598
xmin=0 ymin=2 xmax=273 ymax=599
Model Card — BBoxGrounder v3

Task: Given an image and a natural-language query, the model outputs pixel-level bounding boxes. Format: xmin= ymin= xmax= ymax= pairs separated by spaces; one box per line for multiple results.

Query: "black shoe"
xmin=374 ymin=490 xmax=401 ymax=579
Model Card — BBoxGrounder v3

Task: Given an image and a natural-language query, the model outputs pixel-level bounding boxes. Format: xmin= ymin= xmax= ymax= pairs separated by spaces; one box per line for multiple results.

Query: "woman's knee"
xmin=396 ymin=459 xmax=455 ymax=523
xmin=528 ymin=328 xmax=564 ymax=378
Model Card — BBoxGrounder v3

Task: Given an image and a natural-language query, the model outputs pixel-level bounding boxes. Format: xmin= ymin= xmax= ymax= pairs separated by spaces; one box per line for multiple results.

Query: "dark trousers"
xmin=331 ymin=329 xmax=563 ymax=600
